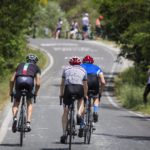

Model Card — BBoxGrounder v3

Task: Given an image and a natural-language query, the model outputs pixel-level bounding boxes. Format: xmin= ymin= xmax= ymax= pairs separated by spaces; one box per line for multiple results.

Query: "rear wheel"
xmin=20 ymin=106 xmax=26 ymax=146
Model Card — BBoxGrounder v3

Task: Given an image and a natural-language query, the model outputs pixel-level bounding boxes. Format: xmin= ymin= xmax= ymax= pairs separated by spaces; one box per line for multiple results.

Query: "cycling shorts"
xmin=63 ymin=84 xmax=84 ymax=106
xmin=14 ymin=76 xmax=34 ymax=101
xmin=87 ymin=74 xmax=99 ymax=97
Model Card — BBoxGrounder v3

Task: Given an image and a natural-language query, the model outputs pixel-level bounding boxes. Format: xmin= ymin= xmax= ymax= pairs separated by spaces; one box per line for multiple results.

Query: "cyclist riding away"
xmin=59 ymin=56 xmax=88 ymax=143
xmin=81 ymin=55 xmax=105 ymax=123
xmin=9 ymin=54 xmax=41 ymax=132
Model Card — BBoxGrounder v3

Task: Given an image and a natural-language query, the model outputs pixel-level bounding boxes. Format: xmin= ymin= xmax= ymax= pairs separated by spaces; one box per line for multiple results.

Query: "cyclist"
xmin=59 ymin=56 xmax=88 ymax=143
xmin=81 ymin=55 xmax=105 ymax=123
xmin=9 ymin=54 xmax=41 ymax=132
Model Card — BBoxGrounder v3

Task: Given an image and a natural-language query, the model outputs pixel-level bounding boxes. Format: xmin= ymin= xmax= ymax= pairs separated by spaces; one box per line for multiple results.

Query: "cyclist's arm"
xmin=60 ymin=78 xmax=65 ymax=96
xmin=9 ymin=72 xmax=16 ymax=95
xmin=35 ymin=73 xmax=41 ymax=96
xmin=99 ymin=73 xmax=106 ymax=95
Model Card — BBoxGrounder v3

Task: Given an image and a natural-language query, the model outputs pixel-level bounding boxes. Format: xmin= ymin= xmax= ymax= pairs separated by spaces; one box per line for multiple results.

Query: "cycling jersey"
xmin=62 ymin=65 xmax=87 ymax=85
xmin=80 ymin=63 xmax=103 ymax=75
xmin=81 ymin=63 xmax=103 ymax=96
xmin=15 ymin=62 xmax=41 ymax=78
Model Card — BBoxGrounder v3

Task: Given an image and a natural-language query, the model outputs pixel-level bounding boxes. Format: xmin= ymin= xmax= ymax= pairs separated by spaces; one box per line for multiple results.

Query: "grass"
xmin=115 ymin=67 xmax=150 ymax=115
xmin=0 ymin=48 xmax=48 ymax=112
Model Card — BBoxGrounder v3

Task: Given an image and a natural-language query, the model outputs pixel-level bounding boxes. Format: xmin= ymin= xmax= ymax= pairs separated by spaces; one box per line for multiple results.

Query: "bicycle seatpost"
xmin=11 ymin=93 xmax=14 ymax=103
xmin=33 ymin=95 xmax=36 ymax=103
xmin=60 ymin=96 xmax=63 ymax=105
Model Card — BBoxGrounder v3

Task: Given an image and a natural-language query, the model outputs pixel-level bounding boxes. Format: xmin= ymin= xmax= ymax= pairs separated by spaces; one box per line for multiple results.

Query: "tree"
xmin=0 ymin=0 xmax=39 ymax=75
xmin=96 ymin=0 xmax=150 ymax=67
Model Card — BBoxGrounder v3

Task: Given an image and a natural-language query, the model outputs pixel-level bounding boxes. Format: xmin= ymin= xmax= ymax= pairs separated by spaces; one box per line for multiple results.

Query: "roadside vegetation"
xmin=115 ymin=67 xmax=150 ymax=114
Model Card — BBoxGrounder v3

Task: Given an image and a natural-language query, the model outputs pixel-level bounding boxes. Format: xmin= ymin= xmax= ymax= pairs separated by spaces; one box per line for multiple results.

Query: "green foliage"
xmin=96 ymin=0 xmax=150 ymax=66
xmin=32 ymin=1 xmax=69 ymax=38
xmin=115 ymin=66 xmax=148 ymax=110
xmin=0 ymin=0 xmax=39 ymax=76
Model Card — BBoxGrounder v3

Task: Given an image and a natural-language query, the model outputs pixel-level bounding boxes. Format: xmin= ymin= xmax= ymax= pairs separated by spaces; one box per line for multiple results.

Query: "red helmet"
xmin=69 ymin=56 xmax=81 ymax=65
xmin=82 ymin=55 xmax=94 ymax=64
xmin=99 ymin=15 xmax=104 ymax=20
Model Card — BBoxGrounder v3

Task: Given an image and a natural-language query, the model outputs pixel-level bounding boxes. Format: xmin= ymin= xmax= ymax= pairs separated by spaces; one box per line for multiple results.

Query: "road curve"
xmin=0 ymin=38 xmax=150 ymax=150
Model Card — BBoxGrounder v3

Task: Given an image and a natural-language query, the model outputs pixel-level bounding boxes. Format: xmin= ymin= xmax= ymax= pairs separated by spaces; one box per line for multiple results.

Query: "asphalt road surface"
xmin=0 ymin=38 xmax=150 ymax=150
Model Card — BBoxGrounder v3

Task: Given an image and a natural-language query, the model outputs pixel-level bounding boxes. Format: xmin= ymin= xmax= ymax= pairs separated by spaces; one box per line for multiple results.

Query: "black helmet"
xmin=26 ymin=54 xmax=38 ymax=63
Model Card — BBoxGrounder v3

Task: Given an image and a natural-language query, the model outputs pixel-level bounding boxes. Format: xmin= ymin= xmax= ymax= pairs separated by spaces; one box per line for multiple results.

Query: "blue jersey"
xmin=81 ymin=63 xmax=102 ymax=76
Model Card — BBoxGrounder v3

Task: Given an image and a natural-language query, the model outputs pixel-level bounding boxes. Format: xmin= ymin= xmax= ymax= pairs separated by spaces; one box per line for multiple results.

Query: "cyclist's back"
xmin=81 ymin=63 xmax=102 ymax=94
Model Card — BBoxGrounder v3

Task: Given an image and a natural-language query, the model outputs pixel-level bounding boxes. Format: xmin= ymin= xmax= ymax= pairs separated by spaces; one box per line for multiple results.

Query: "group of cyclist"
xmin=9 ymin=53 xmax=105 ymax=144
xmin=59 ymin=55 xmax=105 ymax=143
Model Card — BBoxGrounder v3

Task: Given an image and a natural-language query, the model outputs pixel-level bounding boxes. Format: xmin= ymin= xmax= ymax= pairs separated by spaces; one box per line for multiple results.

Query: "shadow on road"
xmin=41 ymin=149 xmax=68 ymax=150
xmin=0 ymin=143 xmax=20 ymax=147
xmin=121 ymin=115 xmax=150 ymax=121
xmin=93 ymin=133 xmax=150 ymax=141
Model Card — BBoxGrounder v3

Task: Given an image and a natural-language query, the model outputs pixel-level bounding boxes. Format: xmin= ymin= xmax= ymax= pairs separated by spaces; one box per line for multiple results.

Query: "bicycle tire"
xmin=19 ymin=97 xmax=26 ymax=146
xmin=68 ymin=109 xmax=74 ymax=150
xmin=84 ymin=98 xmax=93 ymax=144
xmin=20 ymin=106 xmax=24 ymax=146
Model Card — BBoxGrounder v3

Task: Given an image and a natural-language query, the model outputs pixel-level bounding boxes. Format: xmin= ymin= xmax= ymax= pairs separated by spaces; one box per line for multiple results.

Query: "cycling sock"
xmin=93 ymin=104 xmax=99 ymax=113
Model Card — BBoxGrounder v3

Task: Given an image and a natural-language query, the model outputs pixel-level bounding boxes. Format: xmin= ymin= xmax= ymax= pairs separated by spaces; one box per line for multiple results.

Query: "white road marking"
xmin=41 ymin=43 xmax=78 ymax=47
xmin=0 ymin=44 xmax=54 ymax=144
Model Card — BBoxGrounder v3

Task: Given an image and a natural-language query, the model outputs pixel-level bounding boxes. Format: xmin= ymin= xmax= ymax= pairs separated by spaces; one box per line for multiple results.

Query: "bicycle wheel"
xmin=84 ymin=100 xmax=92 ymax=144
xmin=68 ymin=110 xmax=74 ymax=150
xmin=20 ymin=105 xmax=26 ymax=146
xmin=86 ymin=113 xmax=92 ymax=144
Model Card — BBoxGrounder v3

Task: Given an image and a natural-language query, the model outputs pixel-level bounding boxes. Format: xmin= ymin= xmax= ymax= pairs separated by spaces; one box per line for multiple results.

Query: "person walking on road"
xmin=143 ymin=67 xmax=150 ymax=105
xmin=81 ymin=13 xmax=89 ymax=40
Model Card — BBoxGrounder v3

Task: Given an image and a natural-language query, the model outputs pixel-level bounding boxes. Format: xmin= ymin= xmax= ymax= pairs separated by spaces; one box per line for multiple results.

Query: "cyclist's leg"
xmin=61 ymin=103 xmax=70 ymax=143
xmin=93 ymin=97 xmax=99 ymax=123
xmin=12 ymin=99 xmax=20 ymax=133
xmin=77 ymin=98 xmax=85 ymax=137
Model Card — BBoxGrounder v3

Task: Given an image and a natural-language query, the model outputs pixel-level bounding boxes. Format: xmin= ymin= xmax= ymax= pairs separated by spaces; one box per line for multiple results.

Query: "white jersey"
xmin=62 ymin=65 xmax=87 ymax=85
xmin=82 ymin=16 xmax=89 ymax=26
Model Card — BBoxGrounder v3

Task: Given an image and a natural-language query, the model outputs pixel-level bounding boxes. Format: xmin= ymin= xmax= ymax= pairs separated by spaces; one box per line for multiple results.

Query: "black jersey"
xmin=15 ymin=62 xmax=41 ymax=78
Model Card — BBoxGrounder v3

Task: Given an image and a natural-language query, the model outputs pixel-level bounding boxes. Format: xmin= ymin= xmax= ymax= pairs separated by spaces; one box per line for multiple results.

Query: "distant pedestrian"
xmin=81 ymin=13 xmax=89 ymax=40
xmin=55 ymin=18 xmax=63 ymax=39
xmin=143 ymin=67 xmax=150 ymax=105
xmin=95 ymin=15 xmax=104 ymax=38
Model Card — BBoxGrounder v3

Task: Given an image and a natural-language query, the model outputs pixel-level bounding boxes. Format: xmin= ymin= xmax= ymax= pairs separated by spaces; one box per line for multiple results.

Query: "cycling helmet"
xmin=69 ymin=56 xmax=81 ymax=65
xmin=82 ymin=55 xmax=94 ymax=64
xmin=26 ymin=54 xmax=38 ymax=63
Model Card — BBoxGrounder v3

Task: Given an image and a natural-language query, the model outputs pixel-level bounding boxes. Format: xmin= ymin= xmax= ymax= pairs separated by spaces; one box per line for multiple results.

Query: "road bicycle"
xmin=83 ymin=90 xmax=95 ymax=144
xmin=60 ymin=95 xmax=77 ymax=150
xmin=11 ymin=89 xmax=36 ymax=146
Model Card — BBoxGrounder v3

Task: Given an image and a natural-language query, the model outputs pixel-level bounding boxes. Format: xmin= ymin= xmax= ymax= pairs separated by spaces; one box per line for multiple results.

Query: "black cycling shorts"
xmin=14 ymin=76 xmax=34 ymax=101
xmin=63 ymin=84 xmax=84 ymax=106
xmin=87 ymin=74 xmax=99 ymax=97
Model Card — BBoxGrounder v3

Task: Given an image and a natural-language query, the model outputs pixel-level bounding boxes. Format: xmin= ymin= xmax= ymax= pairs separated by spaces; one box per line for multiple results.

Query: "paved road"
xmin=0 ymin=39 xmax=150 ymax=150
